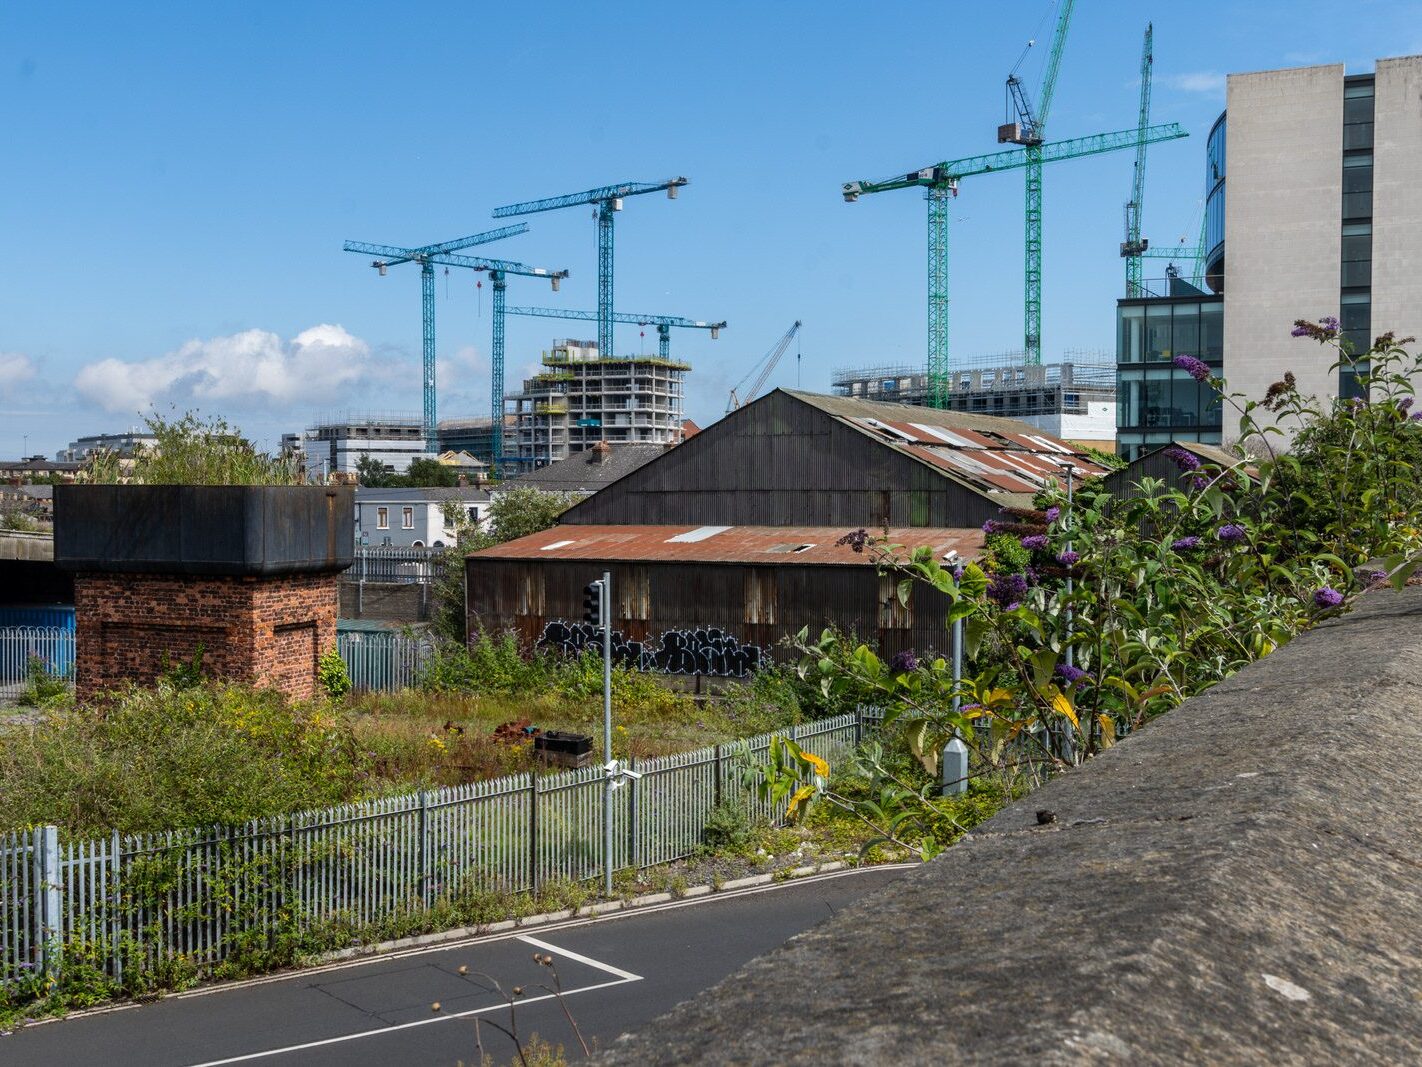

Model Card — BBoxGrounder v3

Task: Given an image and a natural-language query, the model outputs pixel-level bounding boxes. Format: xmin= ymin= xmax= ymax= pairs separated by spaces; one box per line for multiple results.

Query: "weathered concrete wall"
xmin=603 ymin=587 xmax=1422 ymax=1064
xmin=1224 ymin=64 xmax=1343 ymax=429
xmin=1372 ymin=55 xmax=1422 ymax=350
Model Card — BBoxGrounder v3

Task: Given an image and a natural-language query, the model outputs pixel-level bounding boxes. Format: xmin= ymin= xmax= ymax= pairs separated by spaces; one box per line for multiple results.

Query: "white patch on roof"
xmin=540 ymin=540 xmax=576 ymax=551
xmin=666 ymin=525 xmax=732 ymax=543
xmin=860 ymin=418 xmax=916 ymax=442
xmin=909 ymin=423 xmax=981 ymax=448
xmin=1023 ymin=434 xmax=1075 ymax=455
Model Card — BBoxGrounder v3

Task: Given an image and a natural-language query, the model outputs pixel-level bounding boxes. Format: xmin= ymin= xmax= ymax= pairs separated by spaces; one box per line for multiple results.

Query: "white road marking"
xmin=515 ymin=934 xmax=643 ymax=981
xmin=183 ymin=965 xmax=641 ymax=1066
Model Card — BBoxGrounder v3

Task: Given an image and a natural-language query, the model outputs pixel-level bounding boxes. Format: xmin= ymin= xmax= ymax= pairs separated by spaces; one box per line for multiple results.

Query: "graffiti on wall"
xmin=536 ymin=621 xmax=767 ymax=678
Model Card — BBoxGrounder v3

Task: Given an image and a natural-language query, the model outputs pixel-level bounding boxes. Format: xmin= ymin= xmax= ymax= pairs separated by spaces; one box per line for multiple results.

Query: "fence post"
xmin=417 ymin=790 xmax=431 ymax=908
xmin=528 ymin=774 xmax=540 ymax=895
xmin=33 ymin=825 xmax=61 ymax=978
xmin=627 ymin=757 xmax=639 ymax=871
xmin=110 ymin=829 xmax=123 ymax=985
xmin=713 ymin=745 xmax=723 ymax=808
xmin=854 ymin=706 xmax=863 ymax=745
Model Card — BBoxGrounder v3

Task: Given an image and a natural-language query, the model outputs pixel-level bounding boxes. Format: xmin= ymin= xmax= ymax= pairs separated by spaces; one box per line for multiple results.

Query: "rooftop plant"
xmin=84 ymin=411 xmax=301 ymax=486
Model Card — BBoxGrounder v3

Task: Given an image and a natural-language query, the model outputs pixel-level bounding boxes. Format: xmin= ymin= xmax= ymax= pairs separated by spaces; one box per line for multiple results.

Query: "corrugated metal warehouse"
xmin=467 ymin=390 xmax=1105 ymax=672
xmin=559 ymin=389 xmax=1106 ymax=528
xmin=467 ymin=525 xmax=982 ymax=670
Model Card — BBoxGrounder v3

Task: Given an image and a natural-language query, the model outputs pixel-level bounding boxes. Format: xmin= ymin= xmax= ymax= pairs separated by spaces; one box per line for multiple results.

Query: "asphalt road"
xmin=1 ymin=866 xmax=910 ymax=1066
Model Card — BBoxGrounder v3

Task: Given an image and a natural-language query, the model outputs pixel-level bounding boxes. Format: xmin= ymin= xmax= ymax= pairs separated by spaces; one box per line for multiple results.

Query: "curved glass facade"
xmin=1204 ymin=113 xmax=1226 ymax=291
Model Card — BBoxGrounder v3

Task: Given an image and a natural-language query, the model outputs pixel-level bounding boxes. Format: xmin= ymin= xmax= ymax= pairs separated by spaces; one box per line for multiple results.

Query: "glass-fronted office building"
xmin=1117 ymin=296 xmax=1224 ymax=459
xmin=1116 ymin=67 xmax=1391 ymax=459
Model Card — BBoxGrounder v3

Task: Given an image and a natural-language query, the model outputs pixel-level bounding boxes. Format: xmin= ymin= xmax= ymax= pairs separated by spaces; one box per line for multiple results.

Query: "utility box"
xmin=535 ymin=730 xmax=594 ymax=769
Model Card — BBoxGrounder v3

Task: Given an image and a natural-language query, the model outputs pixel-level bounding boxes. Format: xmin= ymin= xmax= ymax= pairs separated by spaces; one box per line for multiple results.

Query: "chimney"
xmin=457 ymin=474 xmax=469 ymax=488
xmin=591 ymin=440 xmax=612 ymax=464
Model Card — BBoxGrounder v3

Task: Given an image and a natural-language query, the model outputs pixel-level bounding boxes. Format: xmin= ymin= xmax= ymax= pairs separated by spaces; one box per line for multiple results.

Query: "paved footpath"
xmin=1 ymin=866 xmax=909 ymax=1066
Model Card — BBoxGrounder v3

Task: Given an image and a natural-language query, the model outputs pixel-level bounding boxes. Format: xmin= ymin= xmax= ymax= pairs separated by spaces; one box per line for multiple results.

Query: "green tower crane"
xmin=843 ymin=122 xmax=1187 ymax=407
xmin=1121 ymin=24 xmax=1154 ymax=296
xmin=999 ymin=0 xmax=1077 ymax=365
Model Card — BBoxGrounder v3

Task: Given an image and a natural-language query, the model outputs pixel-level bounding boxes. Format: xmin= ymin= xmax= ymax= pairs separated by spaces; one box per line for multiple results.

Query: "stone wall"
xmin=74 ymin=572 xmax=338 ymax=701
xmin=601 ymin=587 xmax=1422 ymax=1064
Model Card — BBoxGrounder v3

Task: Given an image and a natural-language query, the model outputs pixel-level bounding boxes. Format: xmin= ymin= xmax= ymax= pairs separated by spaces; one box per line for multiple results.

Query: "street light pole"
xmin=602 ymin=570 xmax=614 ymax=897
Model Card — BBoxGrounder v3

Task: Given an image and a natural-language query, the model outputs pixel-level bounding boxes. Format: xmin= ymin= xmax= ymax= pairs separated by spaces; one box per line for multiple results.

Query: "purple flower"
xmin=1057 ymin=550 xmax=1080 ymax=566
xmin=1171 ymin=536 xmax=1202 ymax=551
xmin=951 ymin=564 xmax=965 ymax=582
xmin=836 ymin=528 xmax=869 ymax=554
xmin=1172 ymin=354 xmax=1212 ymax=382
xmin=1313 ymin=587 xmax=1345 ymax=609
xmin=1410 ymin=412 xmax=1422 ymax=423
xmin=1020 ymin=534 xmax=1050 ymax=551
xmin=982 ymin=519 xmax=1002 ymax=534
xmin=1321 ymin=316 xmax=1341 ymax=332
xmin=1045 ymin=506 xmax=1061 ymax=523
xmin=890 ymin=649 xmax=918 ymax=673
xmin=1400 ymin=396 xmax=1415 ymax=412
xmin=1055 ymin=663 xmax=1091 ymax=685
xmin=1216 ymin=523 xmax=1247 ymax=543
xmin=1191 ymin=475 xmax=1209 ymax=491
xmin=1358 ymin=568 xmax=1387 ymax=586
xmin=987 ymin=572 xmax=1029 ymax=609
xmin=1163 ymin=446 xmax=1202 ymax=472
xmin=1293 ymin=316 xmax=1341 ymax=340
xmin=1290 ymin=324 xmax=1312 ymax=337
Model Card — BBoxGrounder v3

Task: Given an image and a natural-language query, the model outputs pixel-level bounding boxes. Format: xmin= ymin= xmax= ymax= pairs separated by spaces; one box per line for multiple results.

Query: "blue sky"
xmin=3 ymin=0 xmax=1420 ymax=456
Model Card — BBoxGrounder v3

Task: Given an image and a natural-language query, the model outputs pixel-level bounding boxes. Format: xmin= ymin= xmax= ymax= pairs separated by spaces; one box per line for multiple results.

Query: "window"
xmin=1145 ymin=305 xmax=1172 ymax=361
xmin=1119 ymin=304 xmax=1144 ymax=363
xmin=1341 ymin=224 xmax=1372 ymax=289
xmin=1342 ymin=154 xmax=1373 ymax=220
xmin=376 ymin=506 xmax=388 ymax=529
xmin=1199 ymin=302 xmax=1224 ymax=361
xmin=402 ymin=506 xmax=414 ymax=529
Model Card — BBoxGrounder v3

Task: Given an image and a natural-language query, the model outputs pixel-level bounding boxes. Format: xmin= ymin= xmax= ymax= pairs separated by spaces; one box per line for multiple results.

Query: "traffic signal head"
xmin=582 ymin=580 xmax=603 ymax=626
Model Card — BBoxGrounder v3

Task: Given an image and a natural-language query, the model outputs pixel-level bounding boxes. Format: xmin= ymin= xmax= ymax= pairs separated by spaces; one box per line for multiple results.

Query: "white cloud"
xmin=1163 ymin=71 xmax=1227 ymax=97
xmin=0 ymin=352 xmax=37 ymax=397
xmin=74 ymin=325 xmax=373 ymax=415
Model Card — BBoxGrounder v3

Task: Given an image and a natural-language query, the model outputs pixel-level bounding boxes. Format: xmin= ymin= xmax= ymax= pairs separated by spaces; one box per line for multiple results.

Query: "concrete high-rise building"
xmin=286 ymin=417 xmax=433 ymax=478
xmin=506 ymin=339 xmax=689 ymax=469
xmin=1116 ymin=54 xmax=1422 ymax=459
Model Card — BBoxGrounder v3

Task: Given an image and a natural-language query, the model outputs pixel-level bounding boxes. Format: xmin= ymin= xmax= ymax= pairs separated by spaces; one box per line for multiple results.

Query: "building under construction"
xmin=506 ymin=339 xmax=690 ymax=469
xmin=830 ymin=352 xmax=1117 ymax=451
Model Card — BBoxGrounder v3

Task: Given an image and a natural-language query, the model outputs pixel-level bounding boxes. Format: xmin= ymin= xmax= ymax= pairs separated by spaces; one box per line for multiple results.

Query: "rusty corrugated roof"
xmin=782 ymin=391 xmax=1108 ymax=497
xmin=470 ymin=524 xmax=985 ymax=566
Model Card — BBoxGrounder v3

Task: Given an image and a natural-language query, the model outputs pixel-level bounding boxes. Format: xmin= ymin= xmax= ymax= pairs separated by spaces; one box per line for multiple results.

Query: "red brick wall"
xmin=74 ymin=572 xmax=338 ymax=702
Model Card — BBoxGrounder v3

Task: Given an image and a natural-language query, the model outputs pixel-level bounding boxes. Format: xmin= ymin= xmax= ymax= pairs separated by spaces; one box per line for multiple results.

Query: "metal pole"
xmin=602 ymin=570 xmax=614 ymax=898
xmin=1062 ymin=463 xmax=1077 ymax=762
xmin=942 ymin=616 xmax=968 ymax=795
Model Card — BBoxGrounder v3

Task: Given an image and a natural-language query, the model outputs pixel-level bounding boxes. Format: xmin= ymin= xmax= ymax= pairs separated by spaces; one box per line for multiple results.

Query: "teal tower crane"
xmin=343 ymin=238 xmax=568 ymax=465
xmin=1121 ymin=24 xmax=1155 ymax=296
xmin=341 ymin=224 xmax=529 ymax=451
xmin=492 ymin=179 xmax=688 ymax=360
xmin=999 ymin=0 xmax=1077 ymax=365
xmin=843 ymin=122 xmax=1188 ymax=407
xmin=504 ymin=306 xmax=724 ymax=360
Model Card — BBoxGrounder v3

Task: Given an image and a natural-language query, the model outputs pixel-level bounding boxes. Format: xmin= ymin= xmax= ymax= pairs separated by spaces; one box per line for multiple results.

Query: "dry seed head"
xmin=431 ymin=1002 xmax=441 ymax=1013
xmin=513 ymin=986 xmax=524 ymax=997
xmin=457 ymin=965 xmax=468 ymax=975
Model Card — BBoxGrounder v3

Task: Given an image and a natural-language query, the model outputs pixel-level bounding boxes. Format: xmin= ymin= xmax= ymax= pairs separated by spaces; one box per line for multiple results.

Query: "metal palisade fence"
xmin=0 ymin=627 xmax=74 ymax=702
xmin=0 ymin=712 xmax=866 ymax=987
xmin=351 ymin=547 xmax=450 ymax=584
xmin=0 ymin=628 xmax=426 ymax=697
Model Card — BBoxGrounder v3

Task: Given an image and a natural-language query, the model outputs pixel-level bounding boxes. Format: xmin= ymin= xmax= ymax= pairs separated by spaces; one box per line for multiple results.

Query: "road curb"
xmin=321 ymin=860 xmax=850 ymax=963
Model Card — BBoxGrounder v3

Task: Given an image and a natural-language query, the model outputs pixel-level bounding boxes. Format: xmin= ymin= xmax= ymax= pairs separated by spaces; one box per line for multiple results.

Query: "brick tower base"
xmin=74 ymin=572 xmax=338 ymax=702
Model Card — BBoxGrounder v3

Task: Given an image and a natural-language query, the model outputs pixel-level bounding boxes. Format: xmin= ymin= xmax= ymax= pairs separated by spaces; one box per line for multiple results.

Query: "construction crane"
xmin=843 ymin=122 xmax=1188 ymax=407
xmin=1121 ymin=24 xmax=1154 ymax=296
xmin=343 ymin=239 xmax=568 ymax=464
xmin=341 ymin=224 xmax=529 ymax=451
xmin=1140 ymin=212 xmax=1210 ymax=289
xmin=999 ymin=0 xmax=1077 ymax=364
xmin=504 ymin=306 xmax=724 ymax=360
xmin=492 ymin=178 xmax=688 ymax=361
xmin=727 ymin=321 xmax=802 ymax=411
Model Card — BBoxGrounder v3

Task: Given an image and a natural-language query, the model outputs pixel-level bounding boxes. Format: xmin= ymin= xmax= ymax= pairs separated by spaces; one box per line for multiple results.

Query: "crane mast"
xmin=999 ymin=0 xmax=1077 ymax=365
xmin=1122 ymin=24 xmax=1154 ymax=296
xmin=728 ymin=320 xmax=802 ymax=411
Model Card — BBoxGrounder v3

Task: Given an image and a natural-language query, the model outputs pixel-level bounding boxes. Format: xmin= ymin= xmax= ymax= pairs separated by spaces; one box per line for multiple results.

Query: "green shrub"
xmin=18 ymin=654 xmax=69 ymax=707
xmin=0 ymin=682 xmax=366 ymax=836
xmin=701 ymin=801 xmax=757 ymax=855
xmin=318 ymin=647 xmax=351 ymax=700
